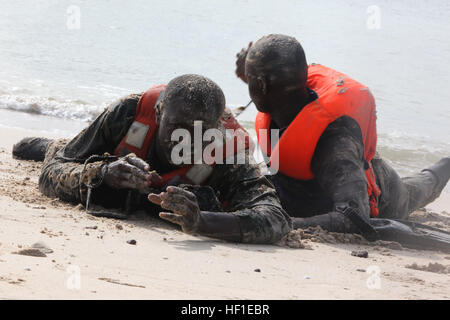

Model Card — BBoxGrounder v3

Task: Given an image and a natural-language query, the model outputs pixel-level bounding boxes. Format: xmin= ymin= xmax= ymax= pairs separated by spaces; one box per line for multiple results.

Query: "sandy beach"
xmin=0 ymin=126 xmax=449 ymax=300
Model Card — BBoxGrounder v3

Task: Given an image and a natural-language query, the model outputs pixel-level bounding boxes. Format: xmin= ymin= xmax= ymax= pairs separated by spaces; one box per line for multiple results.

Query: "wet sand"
xmin=0 ymin=127 xmax=449 ymax=299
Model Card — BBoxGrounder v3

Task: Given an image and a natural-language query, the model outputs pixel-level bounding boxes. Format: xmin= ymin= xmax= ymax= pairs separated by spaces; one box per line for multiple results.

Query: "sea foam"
xmin=0 ymin=93 xmax=106 ymax=122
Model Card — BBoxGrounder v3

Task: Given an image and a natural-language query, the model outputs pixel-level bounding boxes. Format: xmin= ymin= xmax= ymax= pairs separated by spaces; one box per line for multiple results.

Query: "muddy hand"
xmin=148 ymin=186 xmax=202 ymax=234
xmin=235 ymin=41 xmax=253 ymax=83
xmin=104 ymin=154 xmax=162 ymax=192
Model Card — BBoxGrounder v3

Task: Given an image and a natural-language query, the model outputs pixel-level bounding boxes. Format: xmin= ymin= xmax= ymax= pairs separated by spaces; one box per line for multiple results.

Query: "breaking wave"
xmin=0 ymin=93 xmax=106 ymax=122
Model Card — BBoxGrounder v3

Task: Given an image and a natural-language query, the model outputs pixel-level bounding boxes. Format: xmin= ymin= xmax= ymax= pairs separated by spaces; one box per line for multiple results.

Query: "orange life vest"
xmin=255 ymin=64 xmax=381 ymax=217
xmin=115 ymin=84 xmax=251 ymax=188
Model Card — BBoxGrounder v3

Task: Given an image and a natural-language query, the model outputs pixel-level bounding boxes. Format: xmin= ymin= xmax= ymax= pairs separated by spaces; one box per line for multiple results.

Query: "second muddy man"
xmin=236 ymin=34 xmax=450 ymax=237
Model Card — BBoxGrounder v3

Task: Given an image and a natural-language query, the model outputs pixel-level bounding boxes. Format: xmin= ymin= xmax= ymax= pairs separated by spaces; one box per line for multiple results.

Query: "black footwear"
xmin=12 ymin=137 xmax=53 ymax=161
xmin=422 ymin=157 xmax=450 ymax=199
xmin=370 ymin=218 xmax=450 ymax=252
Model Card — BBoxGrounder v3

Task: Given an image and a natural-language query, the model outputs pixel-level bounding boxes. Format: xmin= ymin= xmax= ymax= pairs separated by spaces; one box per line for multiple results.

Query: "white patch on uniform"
xmin=185 ymin=164 xmax=213 ymax=185
xmin=125 ymin=121 xmax=150 ymax=149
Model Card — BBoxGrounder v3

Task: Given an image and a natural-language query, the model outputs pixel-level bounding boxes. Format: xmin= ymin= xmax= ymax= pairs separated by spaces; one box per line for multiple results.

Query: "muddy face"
xmin=156 ymin=95 xmax=220 ymax=166
xmin=245 ymin=67 xmax=272 ymax=114
xmin=245 ymin=34 xmax=309 ymax=115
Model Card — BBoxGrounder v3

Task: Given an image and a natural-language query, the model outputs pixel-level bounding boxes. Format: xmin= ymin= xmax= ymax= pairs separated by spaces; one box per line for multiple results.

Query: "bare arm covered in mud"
xmin=38 ymin=94 xmax=142 ymax=203
xmin=291 ymin=118 xmax=370 ymax=233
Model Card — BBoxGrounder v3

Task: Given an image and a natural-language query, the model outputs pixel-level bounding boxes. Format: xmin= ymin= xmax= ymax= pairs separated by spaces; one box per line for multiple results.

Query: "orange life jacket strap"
xmin=114 ymin=84 xmax=166 ymax=159
xmin=366 ymin=166 xmax=381 ymax=217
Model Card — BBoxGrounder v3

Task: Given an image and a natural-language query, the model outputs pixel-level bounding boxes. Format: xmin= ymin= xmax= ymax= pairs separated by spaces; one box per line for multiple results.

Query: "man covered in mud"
xmin=235 ymin=34 xmax=450 ymax=244
xmin=13 ymin=74 xmax=291 ymax=244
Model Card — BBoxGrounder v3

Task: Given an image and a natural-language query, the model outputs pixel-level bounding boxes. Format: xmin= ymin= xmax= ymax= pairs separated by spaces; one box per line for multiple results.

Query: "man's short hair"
xmin=162 ymin=74 xmax=225 ymax=119
xmin=246 ymin=34 xmax=308 ymax=89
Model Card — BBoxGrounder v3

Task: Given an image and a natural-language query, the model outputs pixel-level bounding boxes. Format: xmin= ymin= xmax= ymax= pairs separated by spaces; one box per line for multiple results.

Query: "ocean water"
xmin=0 ymin=0 xmax=449 ymax=189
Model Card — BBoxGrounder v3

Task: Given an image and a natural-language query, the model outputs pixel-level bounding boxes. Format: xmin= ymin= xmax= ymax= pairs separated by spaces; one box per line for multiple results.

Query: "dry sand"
xmin=0 ymin=126 xmax=449 ymax=299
